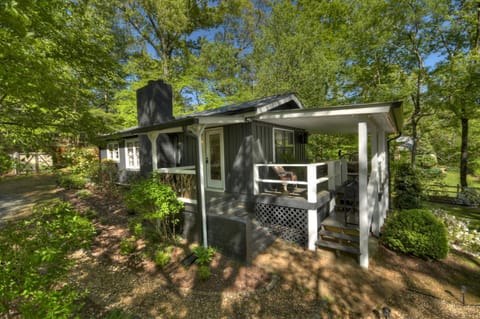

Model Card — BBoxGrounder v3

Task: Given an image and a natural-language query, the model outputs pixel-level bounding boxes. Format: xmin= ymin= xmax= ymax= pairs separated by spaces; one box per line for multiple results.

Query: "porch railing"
xmin=253 ymin=160 xmax=347 ymax=196
xmin=155 ymin=166 xmax=197 ymax=203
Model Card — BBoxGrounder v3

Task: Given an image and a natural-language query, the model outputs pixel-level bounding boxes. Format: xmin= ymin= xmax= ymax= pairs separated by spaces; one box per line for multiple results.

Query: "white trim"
xmin=106 ymin=142 xmax=120 ymax=162
xmin=273 ymin=128 xmax=295 ymax=163
xmin=125 ymin=138 xmax=140 ymax=170
xmin=205 ymin=128 xmax=225 ymax=191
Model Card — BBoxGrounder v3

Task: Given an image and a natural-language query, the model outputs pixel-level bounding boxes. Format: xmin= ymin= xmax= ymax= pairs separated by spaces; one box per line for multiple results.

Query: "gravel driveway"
xmin=0 ymin=174 xmax=59 ymax=222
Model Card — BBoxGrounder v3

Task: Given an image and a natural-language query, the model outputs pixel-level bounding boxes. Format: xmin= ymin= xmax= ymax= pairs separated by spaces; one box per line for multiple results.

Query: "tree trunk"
xmin=460 ymin=117 xmax=469 ymax=188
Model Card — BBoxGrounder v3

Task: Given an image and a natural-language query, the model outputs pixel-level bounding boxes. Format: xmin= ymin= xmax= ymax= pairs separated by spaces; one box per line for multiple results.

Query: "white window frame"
xmin=125 ymin=139 xmax=140 ymax=170
xmin=273 ymin=128 xmax=295 ymax=163
xmin=106 ymin=142 xmax=120 ymax=162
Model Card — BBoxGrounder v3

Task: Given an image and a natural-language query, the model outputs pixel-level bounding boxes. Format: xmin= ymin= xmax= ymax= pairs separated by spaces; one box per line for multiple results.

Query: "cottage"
xmin=100 ymin=80 xmax=403 ymax=268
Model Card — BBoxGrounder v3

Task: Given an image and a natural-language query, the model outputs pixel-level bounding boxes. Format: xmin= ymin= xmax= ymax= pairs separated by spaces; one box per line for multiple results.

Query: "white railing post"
xmin=307 ymin=164 xmax=318 ymax=251
xmin=327 ymin=161 xmax=336 ymax=214
xmin=253 ymin=164 xmax=259 ymax=195
xmin=358 ymin=122 xmax=369 ymax=269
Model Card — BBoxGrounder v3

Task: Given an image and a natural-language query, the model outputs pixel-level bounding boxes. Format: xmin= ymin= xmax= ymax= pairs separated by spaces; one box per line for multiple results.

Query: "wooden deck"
xmin=321 ymin=211 xmax=359 ymax=231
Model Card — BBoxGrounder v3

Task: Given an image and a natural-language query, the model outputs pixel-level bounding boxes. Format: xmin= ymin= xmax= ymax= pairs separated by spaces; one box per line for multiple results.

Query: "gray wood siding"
xmin=224 ymin=123 xmax=253 ymax=194
xmin=252 ymin=121 xmax=274 ymax=163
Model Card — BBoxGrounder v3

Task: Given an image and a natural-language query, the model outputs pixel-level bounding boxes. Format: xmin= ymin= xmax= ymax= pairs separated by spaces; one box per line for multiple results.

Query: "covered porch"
xmin=254 ymin=102 xmax=403 ymax=268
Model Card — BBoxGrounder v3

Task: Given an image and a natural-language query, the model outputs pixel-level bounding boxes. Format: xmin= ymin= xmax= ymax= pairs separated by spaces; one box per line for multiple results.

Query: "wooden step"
xmin=319 ymin=230 xmax=359 ymax=243
xmin=316 ymin=240 xmax=360 ymax=255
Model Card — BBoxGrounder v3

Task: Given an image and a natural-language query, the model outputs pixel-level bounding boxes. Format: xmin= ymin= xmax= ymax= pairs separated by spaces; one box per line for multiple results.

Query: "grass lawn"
xmin=443 ymin=169 xmax=480 ymax=188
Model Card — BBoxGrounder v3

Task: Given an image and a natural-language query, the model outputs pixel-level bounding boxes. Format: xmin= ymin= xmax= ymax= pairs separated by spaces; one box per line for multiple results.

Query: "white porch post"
xmin=191 ymin=125 xmax=208 ymax=248
xmin=358 ymin=122 xmax=369 ymax=269
xmin=307 ymin=164 xmax=318 ymax=251
xmin=370 ymin=129 xmax=380 ymax=237
xmin=378 ymin=129 xmax=387 ymax=228
xmin=147 ymin=132 xmax=159 ymax=171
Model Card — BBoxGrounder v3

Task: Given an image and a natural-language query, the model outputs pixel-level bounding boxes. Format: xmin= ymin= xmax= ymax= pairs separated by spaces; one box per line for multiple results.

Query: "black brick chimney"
xmin=136 ymin=80 xmax=173 ymax=127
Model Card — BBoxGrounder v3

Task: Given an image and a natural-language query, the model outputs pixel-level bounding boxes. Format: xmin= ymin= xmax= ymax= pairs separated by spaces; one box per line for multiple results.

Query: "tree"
xmin=0 ymin=0 xmax=126 ymax=152
xmin=430 ymin=0 xmax=480 ymax=187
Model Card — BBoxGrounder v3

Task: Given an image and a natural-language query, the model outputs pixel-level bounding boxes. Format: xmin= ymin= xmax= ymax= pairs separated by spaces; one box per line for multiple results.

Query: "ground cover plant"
xmin=0 ymin=202 xmax=95 ymax=318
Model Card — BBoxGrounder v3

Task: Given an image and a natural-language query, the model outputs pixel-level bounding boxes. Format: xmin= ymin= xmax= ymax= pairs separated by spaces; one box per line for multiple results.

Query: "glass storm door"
xmin=205 ymin=128 xmax=224 ymax=190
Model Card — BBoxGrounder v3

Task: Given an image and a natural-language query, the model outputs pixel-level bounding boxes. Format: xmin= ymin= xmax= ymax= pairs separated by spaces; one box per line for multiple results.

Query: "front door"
xmin=205 ymin=128 xmax=225 ymax=190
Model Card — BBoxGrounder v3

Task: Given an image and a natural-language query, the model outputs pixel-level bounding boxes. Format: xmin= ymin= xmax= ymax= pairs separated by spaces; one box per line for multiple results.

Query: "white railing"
xmin=253 ymin=161 xmax=346 ymax=196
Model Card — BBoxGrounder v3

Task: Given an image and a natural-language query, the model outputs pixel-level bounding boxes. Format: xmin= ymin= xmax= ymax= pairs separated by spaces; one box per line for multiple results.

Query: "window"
xmin=274 ymin=128 xmax=295 ymax=163
xmin=106 ymin=142 xmax=119 ymax=162
xmin=125 ymin=139 xmax=140 ymax=169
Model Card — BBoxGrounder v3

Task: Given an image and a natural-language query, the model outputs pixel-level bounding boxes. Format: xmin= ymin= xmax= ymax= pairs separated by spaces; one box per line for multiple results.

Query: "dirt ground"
xmin=1 ymin=174 xmax=480 ymax=318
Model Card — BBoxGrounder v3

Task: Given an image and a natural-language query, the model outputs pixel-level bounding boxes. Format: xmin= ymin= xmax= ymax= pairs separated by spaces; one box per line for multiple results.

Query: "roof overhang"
xmin=255 ymin=101 xmax=403 ymax=135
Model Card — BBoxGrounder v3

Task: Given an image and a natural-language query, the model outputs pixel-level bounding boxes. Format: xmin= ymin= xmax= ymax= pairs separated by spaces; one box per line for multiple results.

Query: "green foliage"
xmin=57 ymin=148 xmax=98 ymax=177
xmin=119 ymin=236 xmax=137 ymax=255
xmin=0 ymin=0 xmax=126 ymax=151
xmin=197 ymin=265 xmax=212 ymax=281
xmin=154 ymin=248 xmax=172 ymax=269
xmin=124 ymin=176 xmax=183 ymax=242
xmin=417 ymin=154 xmax=438 ymax=168
xmin=75 ymin=189 xmax=93 ymax=199
xmin=393 ymin=163 xmax=424 ymax=209
xmin=382 ymin=209 xmax=449 ymax=260
xmin=192 ymin=245 xmax=215 ymax=266
xmin=128 ymin=219 xmax=144 ymax=238
xmin=57 ymin=174 xmax=88 ymax=190
xmin=0 ymin=152 xmax=14 ymax=175
xmin=92 ymin=159 xmax=119 ymax=186
xmin=456 ymin=188 xmax=480 ymax=207
xmin=0 ymin=202 xmax=95 ymax=317
xmin=433 ymin=208 xmax=480 ymax=256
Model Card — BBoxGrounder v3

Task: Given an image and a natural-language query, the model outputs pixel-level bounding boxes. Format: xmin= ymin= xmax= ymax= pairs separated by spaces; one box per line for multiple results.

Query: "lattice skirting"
xmin=255 ymin=202 xmax=308 ymax=246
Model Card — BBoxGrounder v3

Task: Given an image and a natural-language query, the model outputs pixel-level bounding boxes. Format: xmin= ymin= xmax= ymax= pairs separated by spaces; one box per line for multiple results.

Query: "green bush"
xmin=119 ymin=236 xmax=137 ymax=255
xmin=192 ymin=245 xmax=215 ymax=266
xmin=124 ymin=175 xmax=183 ymax=242
xmin=0 ymin=152 xmax=14 ymax=175
xmin=154 ymin=248 xmax=171 ymax=268
xmin=197 ymin=265 xmax=212 ymax=281
xmin=90 ymin=159 xmax=119 ymax=186
xmin=382 ymin=209 xmax=449 ymax=259
xmin=0 ymin=202 xmax=95 ymax=317
xmin=57 ymin=174 xmax=88 ymax=189
xmin=393 ymin=163 xmax=423 ymax=209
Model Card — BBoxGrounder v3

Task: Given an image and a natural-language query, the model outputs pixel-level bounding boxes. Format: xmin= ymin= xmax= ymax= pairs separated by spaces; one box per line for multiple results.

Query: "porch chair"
xmin=272 ymin=166 xmax=297 ymax=193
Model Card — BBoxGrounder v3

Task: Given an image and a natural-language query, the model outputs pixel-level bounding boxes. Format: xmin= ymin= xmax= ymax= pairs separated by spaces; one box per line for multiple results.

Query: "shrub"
xmin=0 ymin=202 xmax=95 ymax=317
xmin=456 ymin=187 xmax=480 ymax=207
xmin=90 ymin=159 xmax=119 ymax=186
xmin=154 ymin=248 xmax=171 ymax=268
xmin=197 ymin=265 xmax=212 ymax=281
xmin=382 ymin=209 xmax=449 ymax=260
xmin=192 ymin=245 xmax=215 ymax=266
xmin=393 ymin=163 xmax=423 ymax=209
xmin=124 ymin=175 xmax=183 ymax=242
xmin=0 ymin=152 xmax=14 ymax=175
xmin=119 ymin=236 xmax=137 ymax=255
xmin=57 ymin=174 xmax=88 ymax=189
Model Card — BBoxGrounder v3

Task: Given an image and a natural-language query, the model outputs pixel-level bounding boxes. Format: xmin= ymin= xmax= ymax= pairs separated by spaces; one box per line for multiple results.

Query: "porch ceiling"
xmin=255 ymin=101 xmax=403 ymax=135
